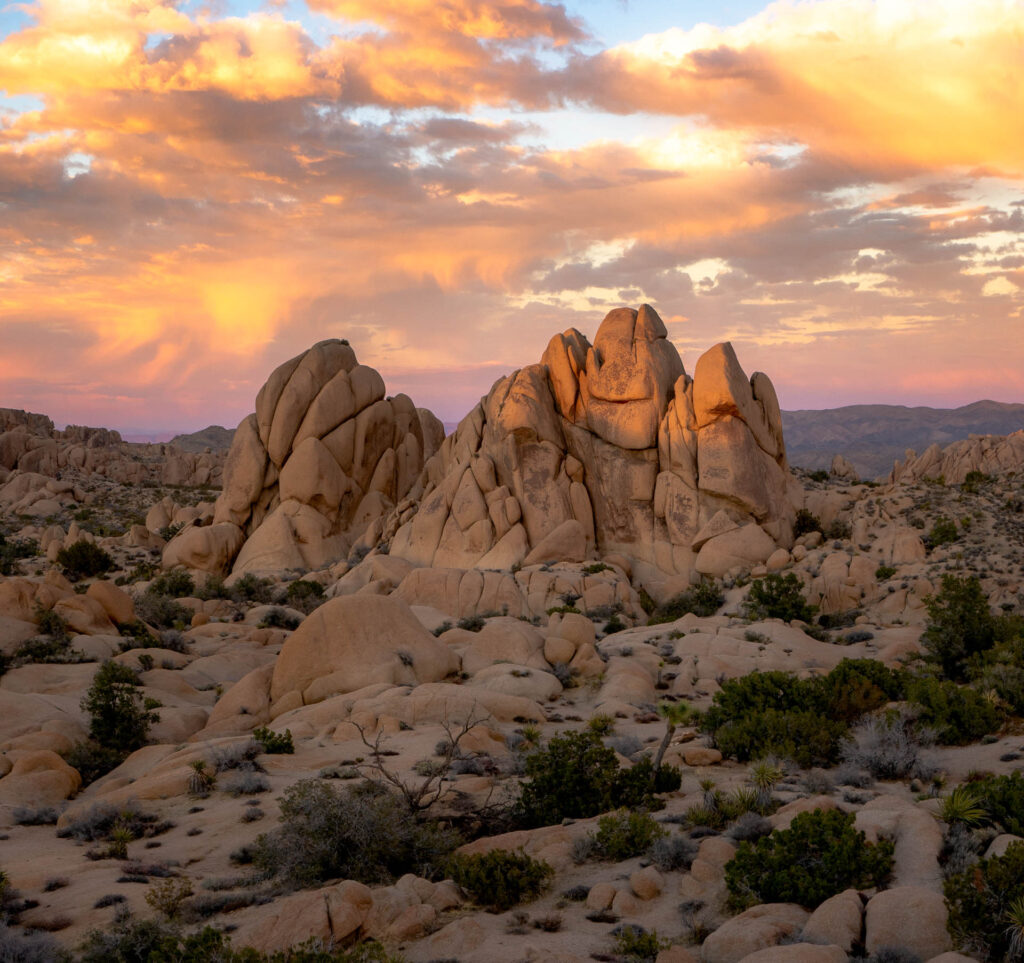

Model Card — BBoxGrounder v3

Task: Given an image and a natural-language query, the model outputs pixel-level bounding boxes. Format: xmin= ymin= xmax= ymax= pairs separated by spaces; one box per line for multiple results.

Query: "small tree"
xmin=56 ymin=540 xmax=113 ymax=581
xmin=744 ymin=573 xmax=816 ymax=623
xmin=945 ymin=840 xmax=1024 ymax=961
xmin=81 ymin=661 xmax=159 ymax=753
xmin=921 ymin=574 xmax=995 ymax=680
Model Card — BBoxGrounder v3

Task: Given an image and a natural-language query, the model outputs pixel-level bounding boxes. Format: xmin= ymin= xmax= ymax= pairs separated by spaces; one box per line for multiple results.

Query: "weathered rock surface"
xmin=387 ymin=305 xmax=795 ymax=594
xmin=889 ymin=429 xmax=1024 ymax=485
xmin=164 ymin=340 xmax=442 ymax=575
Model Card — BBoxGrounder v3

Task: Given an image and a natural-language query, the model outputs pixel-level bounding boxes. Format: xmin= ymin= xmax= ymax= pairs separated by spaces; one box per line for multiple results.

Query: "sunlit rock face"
xmin=164 ymin=339 xmax=443 ymax=575
xmin=387 ymin=304 xmax=797 ymax=591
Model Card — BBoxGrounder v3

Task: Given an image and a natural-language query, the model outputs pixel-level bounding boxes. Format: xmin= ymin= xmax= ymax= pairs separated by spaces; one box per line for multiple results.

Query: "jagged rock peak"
xmin=385 ymin=304 xmax=798 ymax=592
xmin=164 ymin=339 xmax=444 ymax=576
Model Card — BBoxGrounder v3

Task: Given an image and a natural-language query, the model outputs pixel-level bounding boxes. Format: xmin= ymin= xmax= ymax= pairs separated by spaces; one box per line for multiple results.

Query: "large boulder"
xmin=388 ymin=304 xmax=794 ymax=591
xmin=864 ymin=886 xmax=951 ymax=960
xmin=269 ymin=595 xmax=458 ymax=712
xmin=164 ymin=341 xmax=443 ymax=575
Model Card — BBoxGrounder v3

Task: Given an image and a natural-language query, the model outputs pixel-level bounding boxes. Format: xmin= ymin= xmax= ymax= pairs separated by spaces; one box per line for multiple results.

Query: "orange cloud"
xmin=0 ymin=0 xmax=1021 ymax=431
xmin=584 ymin=0 xmax=1024 ymax=173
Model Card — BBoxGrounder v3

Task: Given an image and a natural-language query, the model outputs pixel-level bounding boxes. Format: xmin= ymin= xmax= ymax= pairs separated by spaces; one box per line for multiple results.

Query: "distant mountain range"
xmin=781 ymin=400 xmax=1024 ymax=478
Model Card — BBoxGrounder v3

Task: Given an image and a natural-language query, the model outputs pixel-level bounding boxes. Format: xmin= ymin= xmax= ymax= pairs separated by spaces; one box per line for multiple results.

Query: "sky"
xmin=1 ymin=0 xmax=1022 ymax=434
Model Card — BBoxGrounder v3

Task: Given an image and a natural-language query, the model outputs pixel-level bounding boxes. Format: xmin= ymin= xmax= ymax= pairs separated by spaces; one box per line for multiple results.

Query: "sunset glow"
xmin=1 ymin=0 xmax=1022 ymax=432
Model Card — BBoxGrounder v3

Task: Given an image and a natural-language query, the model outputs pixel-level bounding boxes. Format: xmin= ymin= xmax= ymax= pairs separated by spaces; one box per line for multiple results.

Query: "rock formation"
xmin=0 ymin=407 xmax=223 ymax=488
xmin=888 ymin=429 xmax=1024 ymax=485
xmin=165 ymin=339 xmax=444 ymax=575
xmin=385 ymin=305 xmax=796 ymax=592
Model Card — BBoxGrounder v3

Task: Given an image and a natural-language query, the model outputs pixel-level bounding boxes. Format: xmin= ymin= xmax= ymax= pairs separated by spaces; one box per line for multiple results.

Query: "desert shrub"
xmin=649 ymin=834 xmax=698 ymax=871
xmin=744 ymin=573 xmax=816 ymax=623
xmin=726 ymin=811 xmax=774 ymax=842
xmin=585 ymin=810 xmax=667 ymax=862
xmin=969 ymin=634 xmax=1024 ymax=716
xmin=144 ymin=877 xmax=194 ymax=920
xmin=840 ymin=712 xmax=934 ymax=781
xmin=56 ymin=540 xmax=113 ymax=581
xmin=447 ymin=849 xmax=552 ymax=911
xmin=231 ymin=573 xmax=275 ymax=604
xmin=133 ymin=592 xmax=191 ymax=630
xmin=875 ymin=565 xmax=898 ymax=581
xmin=285 ymin=579 xmax=325 ymax=614
xmin=518 ymin=731 xmax=677 ymax=827
xmin=824 ymin=518 xmax=851 ymax=540
xmin=12 ymin=806 xmax=59 ymax=826
xmin=793 ymin=508 xmax=822 ymax=537
xmin=211 ymin=739 xmax=264 ymax=773
xmin=222 ymin=771 xmax=270 ymax=796
xmin=0 ymin=922 xmax=64 ymax=963
xmin=81 ymin=661 xmax=158 ymax=753
xmin=702 ymin=661 xmax=908 ymax=767
xmin=921 ymin=574 xmax=996 ymax=681
xmin=259 ymin=607 xmax=301 ymax=630
xmin=252 ymin=726 xmax=294 ymax=754
xmin=78 ymin=915 xmax=402 ymax=962
xmin=252 ymin=779 xmax=459 ymax=887
xmin=725 ymin=809 xmax=893 ymax=910
xmin=194 ymin=575 xmax=231 ymax=600
xmin=147 ymin=570 xmax=194 ymax=598
xmin=965 ymin=772 xmax=1024 ymax=836
xmin=714 ymin=708 xmax=846 ymax=768
xmin=927 ymin=516 xmax=959 ymax=549
xmin=904 ymin=676 xmax=1001 ymax=744
xmin=63 ymin=740 xmax=129 ymax=786
xmin=0 ymin=534 xmax=38 ymax=576
xmin=944 ymin=840 xmax=1024 ymax=961
xmin=613 ymin=925 xmax=667 ymax=962
xmin=648 ymin=581 xmax=724 ymax=624
xmin=57 ymin=800 xmax=170 ymax=843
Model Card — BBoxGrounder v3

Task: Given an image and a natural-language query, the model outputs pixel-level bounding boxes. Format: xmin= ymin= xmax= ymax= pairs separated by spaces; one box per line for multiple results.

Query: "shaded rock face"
xmin=388 ymin=305 xmax=794 ymax=587
xmin=166 ymin=340 xmax=443 ymax=574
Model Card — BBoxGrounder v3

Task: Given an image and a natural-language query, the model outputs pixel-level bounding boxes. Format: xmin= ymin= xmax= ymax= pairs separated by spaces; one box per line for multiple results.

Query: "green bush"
xmin=194 ymin=575 xmax=231 ymax=600
xmin=518 ymin=731 xmax=676 ymax=827
xmin=743 ymin=574 xmax=816 ymax=623
xmin=55 ymin=540 xmax=113 ymax=581
xmin=147 ymin=570 xmax=195 ymax=598
xmin=252 ymin=779 xmax=458 ymax=887
xmin=714 ymin=708 xmax=847 ymax=768
xmin=252 ymin=726 xmax=294 ymax=755
xmin=286 ymin=579 xmax=325 ymax=614
xmin=63 ymin=740 xmax=128 ymax=786
xmin=648 ymin=581 xmax=724 ymax=624
xmin=944 ymin=840 xmax=1024 ymax=961
xmin=81 ymin=661 xmax=159 ymax=754
xmin=231 ymin=573 xmax=275 ymax=604
xmin=966 ymin=772 xmax=1024 ymax=836
xmin=134 ymin=592 xmax=191 ymax=630
xmin=587 ymin=810 xmax=666 ymax=861
xmin=921 ymin=574 xmax=995 ymax=680
xmin=969 ymin=632 xmax=1024 ymax=715
xmin=0 ymin=534 xmax=38 ymax=576
xmin=725 ymin=809 xmax=893 ymax=909
xmin=875 ymin=565 xmax=897 ymax=581
xmin=905 ymin=676 xmax=1001 ymax=744
xmin=447 ymin=849 xmax=553 ymax=911
xmin=613 ymin=926 xmax=668 ymax=963
xmin=77 ymin=915 xmax=404 ymax=962
xmin=793 ymin=508 xmax=822 ymax=538
xmin=927 ymin=516 xmax=960 ymax=549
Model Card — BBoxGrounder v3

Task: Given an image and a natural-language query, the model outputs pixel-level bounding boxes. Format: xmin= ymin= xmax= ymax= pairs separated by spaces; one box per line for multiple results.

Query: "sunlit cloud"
xmin=0 ymin=0 xmax=1021 ymax=431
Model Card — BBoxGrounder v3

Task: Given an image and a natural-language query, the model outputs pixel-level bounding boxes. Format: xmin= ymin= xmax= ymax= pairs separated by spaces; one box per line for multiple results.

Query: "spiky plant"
xmin=940 ymin=783 xmax=988 ymax=828
xmin=1004 ymin=893 xmax=1024 ymax=962
xmin=750 ymin=759 xmax=784 ymax=810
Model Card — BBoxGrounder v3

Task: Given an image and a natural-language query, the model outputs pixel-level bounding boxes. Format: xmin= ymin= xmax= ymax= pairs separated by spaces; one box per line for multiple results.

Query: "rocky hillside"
xmin=168 ymin=425 xmax=235 ymax=453
xmin=782 ymin=399 xmax=1024 ymax=477
xmin=2 ymin=306 xmax=1023 ymax=963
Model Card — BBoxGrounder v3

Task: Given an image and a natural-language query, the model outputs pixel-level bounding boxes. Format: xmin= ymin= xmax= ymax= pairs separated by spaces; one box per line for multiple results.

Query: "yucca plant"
xmin=940 ymin=783 xmax=987 ymax=828
xmin=1005 ymin=893 xmax=1024 ymax=962
xmin=188 ymin=759 xmax=215 ymax=796
xmin=750 ymin=759 xmax=784 ymax=810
